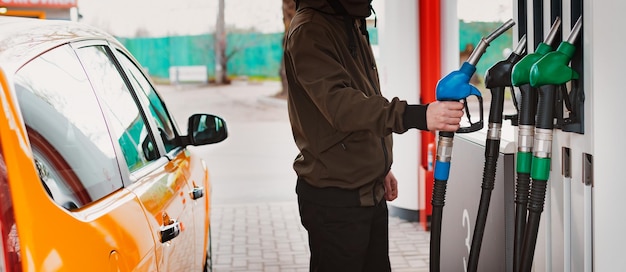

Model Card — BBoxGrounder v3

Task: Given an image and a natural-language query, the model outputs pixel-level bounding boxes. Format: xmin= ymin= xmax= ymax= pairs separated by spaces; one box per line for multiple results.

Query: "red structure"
xmin=418 ymin=0 xmax=440 ymax=231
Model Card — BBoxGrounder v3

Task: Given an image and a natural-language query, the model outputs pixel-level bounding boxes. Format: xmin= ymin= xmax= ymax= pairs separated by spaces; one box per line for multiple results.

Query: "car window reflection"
xmin=14 ymin=45 xmax=123 ymax=209
xmin=75 ymin=45 xmax=160 ymax=172
xmin=113 ymin=49 xmax=178 ymax=152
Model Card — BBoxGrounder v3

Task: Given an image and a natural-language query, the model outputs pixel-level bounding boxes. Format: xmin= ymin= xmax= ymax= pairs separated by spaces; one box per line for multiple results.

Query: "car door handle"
xmin=160 ymin=219 xmax=182 ymax=243
xmin=190 ymin=186 xmax=204 ymax=200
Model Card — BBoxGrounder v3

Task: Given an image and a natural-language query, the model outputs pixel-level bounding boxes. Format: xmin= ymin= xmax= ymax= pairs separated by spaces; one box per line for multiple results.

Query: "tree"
xmin=215 ymin=0 xmax=229 ymax=84
xmin=277 ymin=0 xmax=296 ymax=98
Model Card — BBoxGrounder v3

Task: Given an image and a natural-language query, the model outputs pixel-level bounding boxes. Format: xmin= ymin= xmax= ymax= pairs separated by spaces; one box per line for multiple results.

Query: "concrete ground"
xmin=158 ymin=81 xmax=430 ymax=271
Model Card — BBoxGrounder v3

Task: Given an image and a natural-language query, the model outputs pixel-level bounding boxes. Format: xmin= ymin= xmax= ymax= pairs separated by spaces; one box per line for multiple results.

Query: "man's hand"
xmin=426 ymin=101 xmax=465 ymax=132
xmin=384 ymin=171 xmax=398 ymax=201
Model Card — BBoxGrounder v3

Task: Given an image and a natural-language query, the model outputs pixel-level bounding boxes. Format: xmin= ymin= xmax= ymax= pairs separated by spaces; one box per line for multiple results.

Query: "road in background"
xmin=159 ymin=81 xmax=298 ymax=204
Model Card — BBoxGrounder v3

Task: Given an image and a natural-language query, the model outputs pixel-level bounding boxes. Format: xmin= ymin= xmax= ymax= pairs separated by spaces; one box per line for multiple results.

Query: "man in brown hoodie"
xmin=284 ymin=0 xmax=464 ymax=271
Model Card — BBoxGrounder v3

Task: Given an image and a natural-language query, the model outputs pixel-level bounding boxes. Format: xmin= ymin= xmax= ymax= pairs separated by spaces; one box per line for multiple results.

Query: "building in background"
xmin=0 ymin=0 xmax=78 ymax=20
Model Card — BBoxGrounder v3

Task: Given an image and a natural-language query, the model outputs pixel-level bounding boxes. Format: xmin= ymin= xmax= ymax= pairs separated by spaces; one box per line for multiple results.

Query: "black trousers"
xmin=298 ymin=198 xmax=391 ymax=272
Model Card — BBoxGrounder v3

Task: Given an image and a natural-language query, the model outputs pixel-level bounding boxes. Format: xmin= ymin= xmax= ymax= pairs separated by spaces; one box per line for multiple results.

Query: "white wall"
xmin=588 ymin=1 xmax=626 ymax=271
xmin=442 ymin=0 xmax=460 ymax=76
xmin=378 ymin=0 xmax=420 ymax=212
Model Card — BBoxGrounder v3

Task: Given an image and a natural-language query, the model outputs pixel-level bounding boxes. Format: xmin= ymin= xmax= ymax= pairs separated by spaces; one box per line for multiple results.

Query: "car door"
xmin=111 ymin=48 xmax=210 ymax=271
xmin=72 ymin=41 xmax=201 ymax=271
xmin=11 ymin=43 xmax=158 ymax=271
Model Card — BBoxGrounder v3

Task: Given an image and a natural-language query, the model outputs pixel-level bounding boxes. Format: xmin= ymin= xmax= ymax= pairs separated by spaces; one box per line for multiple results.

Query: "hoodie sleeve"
xmin=285 ymin=17 xmax=413 ymax=137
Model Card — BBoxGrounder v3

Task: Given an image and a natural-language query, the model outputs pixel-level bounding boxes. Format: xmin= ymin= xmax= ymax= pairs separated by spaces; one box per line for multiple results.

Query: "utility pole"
xmin=215 ymin=0 xmax=226 ymax=84
xmin=278 ymin=0 xmax=296 ymax=98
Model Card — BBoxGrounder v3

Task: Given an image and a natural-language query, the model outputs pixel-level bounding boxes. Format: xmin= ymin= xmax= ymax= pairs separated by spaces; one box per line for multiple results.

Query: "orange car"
xmin=0 ymin=16 xmax=226 ymax=271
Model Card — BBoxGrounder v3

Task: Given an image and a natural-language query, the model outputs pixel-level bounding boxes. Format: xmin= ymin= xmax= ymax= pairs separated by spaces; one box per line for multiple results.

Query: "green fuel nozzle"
xmin=511 ymin=17 xmax=562 ymax=87
xmin=530 ymin=16 xmax=583 ymax=87
xmin=530 ymin=15 xmax=582 ymax=131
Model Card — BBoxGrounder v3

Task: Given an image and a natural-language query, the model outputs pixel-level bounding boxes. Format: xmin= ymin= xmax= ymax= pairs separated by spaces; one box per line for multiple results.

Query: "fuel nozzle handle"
xmin=530 ymin=16 xmax=582 ymax=88
xmin=530 ymin=16 xmax=582 ymax=130
xmin=485 ymin=35 xmax=527 ymax=124
xmin=437 ymin=19 xmax=515 ymax=133
xmin=436 ymin=63 xmax=484 ymax=133
xmin=511 ymin=17 xmax=561 ymax=87
xmin=510 ymin=17 xmax=562 ymax=129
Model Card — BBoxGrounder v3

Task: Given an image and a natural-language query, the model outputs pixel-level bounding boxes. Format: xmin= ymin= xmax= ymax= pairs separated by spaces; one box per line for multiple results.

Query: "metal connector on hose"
xmin=533 ymin=128 xmax=554 ymax=159
xmin=435 ymin=134 xmax=454 ymax=162
xmin=487 ymin=123 xmax=502 ymax=140
xmin=518 ymin=125 xmax=534 ymax=153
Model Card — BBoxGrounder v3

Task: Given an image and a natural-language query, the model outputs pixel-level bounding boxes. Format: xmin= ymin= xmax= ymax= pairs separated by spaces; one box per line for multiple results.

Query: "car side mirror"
xmin=186 ymin=114 xmax=227 ymax=146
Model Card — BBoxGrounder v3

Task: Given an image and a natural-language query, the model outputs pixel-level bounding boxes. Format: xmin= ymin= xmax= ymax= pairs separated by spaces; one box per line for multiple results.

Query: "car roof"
xmin=0 ymin=16 xmax=120 ymax=73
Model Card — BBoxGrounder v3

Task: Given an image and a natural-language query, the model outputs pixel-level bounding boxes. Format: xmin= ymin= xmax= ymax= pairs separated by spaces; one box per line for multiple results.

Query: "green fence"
xmin=118 ymin=34 xmax=277 ymax=80
xmin=117 ymin=22 xmax=510 ymax=82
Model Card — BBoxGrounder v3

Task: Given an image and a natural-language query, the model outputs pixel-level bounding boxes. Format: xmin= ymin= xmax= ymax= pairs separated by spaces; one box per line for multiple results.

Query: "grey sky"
xmin=78 ymin=0 xmax=511 ymax=38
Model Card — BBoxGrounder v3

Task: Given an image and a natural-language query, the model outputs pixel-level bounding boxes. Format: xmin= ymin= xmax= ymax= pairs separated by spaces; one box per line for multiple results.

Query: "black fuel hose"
xmin=467 ymin=47 xmax=524 ymax=272
xmin=519 ymin=84 xmax=556 ymax=272
xmin=513 ymin=83 xmax=537 ymax=272
xmin=430 ymin=131 xmax=453 ymax=272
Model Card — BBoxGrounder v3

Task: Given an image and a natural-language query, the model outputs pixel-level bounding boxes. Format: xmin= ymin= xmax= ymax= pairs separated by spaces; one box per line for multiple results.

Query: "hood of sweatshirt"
xmin=296 ymin=0 xmax=373 ymax=18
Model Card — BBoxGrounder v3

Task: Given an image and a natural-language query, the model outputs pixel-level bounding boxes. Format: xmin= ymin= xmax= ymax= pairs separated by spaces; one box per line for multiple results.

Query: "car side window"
xmin=14 ymin=44 xmax=123 ymax=210
xmin=75 ymin=45 xmax=160 ymax=172
xmin=113 ymin=50 xmax=178 ymax=153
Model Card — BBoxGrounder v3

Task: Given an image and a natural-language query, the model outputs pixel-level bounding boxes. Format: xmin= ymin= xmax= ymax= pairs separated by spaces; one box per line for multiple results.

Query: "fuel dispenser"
xmin=429 ymin=19 xmax=514 ymax=272
xmin=427 ymin=1 xmax=592 ymax=270
xmin=518 ymin=16 xmax=583 ymax=272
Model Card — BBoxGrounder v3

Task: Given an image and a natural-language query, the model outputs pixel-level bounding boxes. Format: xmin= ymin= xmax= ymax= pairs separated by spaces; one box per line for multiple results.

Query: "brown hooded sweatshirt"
xmin=284 ymin=0 xmax=428 ymax=207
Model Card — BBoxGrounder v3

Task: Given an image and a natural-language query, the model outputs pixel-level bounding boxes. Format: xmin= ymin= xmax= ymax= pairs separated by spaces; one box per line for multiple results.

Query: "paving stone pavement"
xmin=210 ymin=202 xmax=430 ymax=272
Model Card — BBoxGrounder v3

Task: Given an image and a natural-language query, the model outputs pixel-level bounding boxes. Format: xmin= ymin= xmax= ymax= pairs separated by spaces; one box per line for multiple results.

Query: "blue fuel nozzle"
xmin=435 ymin=19 xmax=515 ymax=133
